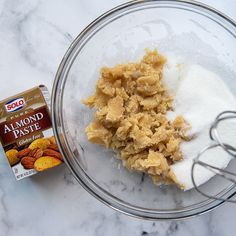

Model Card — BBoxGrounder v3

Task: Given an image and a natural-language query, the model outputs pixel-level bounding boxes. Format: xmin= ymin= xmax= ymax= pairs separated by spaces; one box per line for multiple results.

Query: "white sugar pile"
xmin=164 ymin=61 xmax=236 ymax=190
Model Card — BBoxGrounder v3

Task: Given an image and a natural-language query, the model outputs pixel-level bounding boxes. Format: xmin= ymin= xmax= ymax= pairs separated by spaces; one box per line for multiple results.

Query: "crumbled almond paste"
xmin=83 ymin=50 xmax=190 ymax=188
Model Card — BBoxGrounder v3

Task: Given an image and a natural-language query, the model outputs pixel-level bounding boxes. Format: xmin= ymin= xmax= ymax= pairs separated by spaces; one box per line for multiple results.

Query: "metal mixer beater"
xmin=191 ymin=111 xmax=236 ymax=203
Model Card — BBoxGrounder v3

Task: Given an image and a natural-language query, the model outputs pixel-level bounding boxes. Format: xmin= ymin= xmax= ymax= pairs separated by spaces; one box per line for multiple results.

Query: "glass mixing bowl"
xmin=51 ymin=0 xmax=236 ymax=219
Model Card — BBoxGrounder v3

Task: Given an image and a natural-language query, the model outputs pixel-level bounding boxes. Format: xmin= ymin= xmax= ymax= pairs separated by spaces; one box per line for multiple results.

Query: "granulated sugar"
xmin=164 ymin=63 xmax=236 ymax=190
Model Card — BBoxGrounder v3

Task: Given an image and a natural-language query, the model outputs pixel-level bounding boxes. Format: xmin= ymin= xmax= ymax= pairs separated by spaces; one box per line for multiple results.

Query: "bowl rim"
xmin=51 ymin=0 xmax=236 ymax=220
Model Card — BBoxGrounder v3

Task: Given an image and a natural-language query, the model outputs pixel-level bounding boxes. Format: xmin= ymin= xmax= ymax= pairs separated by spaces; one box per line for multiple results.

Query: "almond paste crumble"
xmin=83 ymin=49 xmax=190 ymax=188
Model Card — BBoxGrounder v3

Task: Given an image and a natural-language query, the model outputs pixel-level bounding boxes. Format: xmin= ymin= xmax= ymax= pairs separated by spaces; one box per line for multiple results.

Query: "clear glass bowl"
xmin=51 ymin=0 xmax=236 ymax=219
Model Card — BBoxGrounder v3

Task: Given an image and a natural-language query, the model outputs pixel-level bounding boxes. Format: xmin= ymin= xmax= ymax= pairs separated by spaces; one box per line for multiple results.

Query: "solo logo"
xmin=5 ymin=97 xmax=26 ymax=113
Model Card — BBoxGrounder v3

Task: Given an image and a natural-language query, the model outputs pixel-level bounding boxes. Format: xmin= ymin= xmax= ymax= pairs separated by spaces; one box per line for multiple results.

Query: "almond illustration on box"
xmin=5 ymin=136 xmax=63 ymax=171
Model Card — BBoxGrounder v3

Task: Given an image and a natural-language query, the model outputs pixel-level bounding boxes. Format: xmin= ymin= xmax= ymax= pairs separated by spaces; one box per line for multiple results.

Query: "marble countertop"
xmin=0 ymin=0 xmax=236 ymax=235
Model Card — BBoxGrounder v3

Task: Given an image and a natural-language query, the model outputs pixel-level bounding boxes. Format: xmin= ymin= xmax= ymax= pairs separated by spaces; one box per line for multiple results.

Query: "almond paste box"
xmin=0 ymin=86 xmax=63 ymax=180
